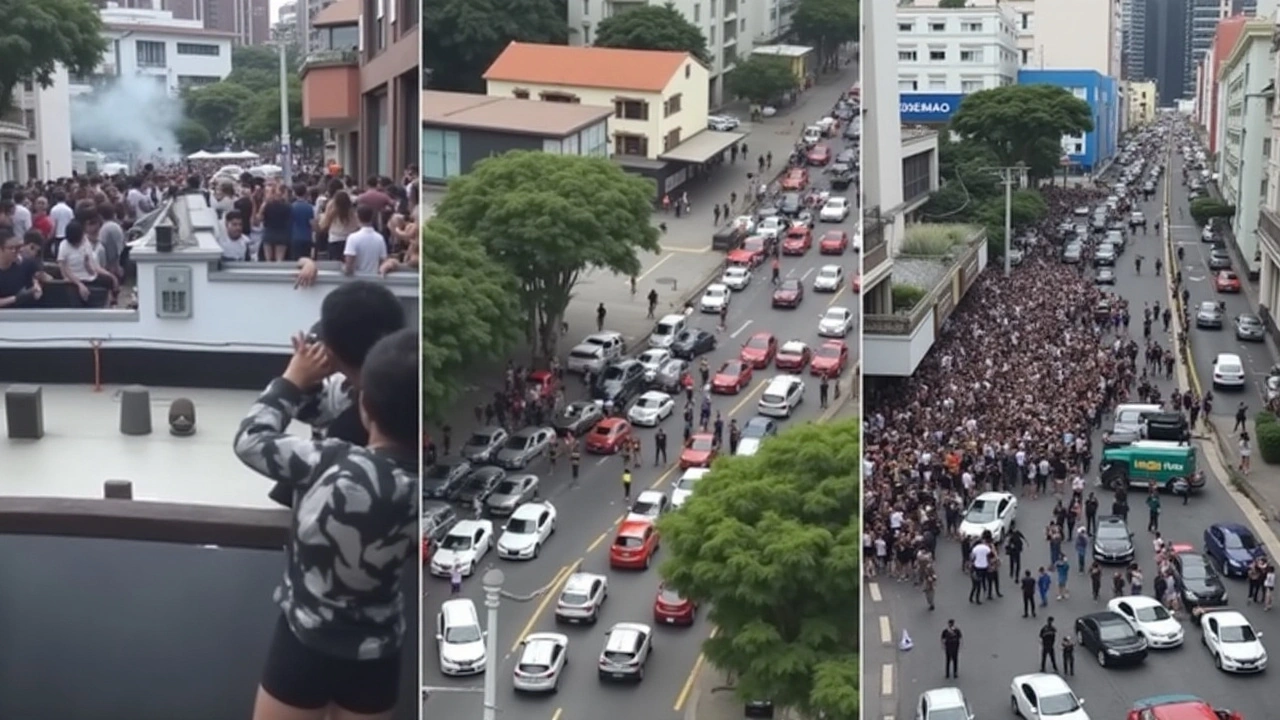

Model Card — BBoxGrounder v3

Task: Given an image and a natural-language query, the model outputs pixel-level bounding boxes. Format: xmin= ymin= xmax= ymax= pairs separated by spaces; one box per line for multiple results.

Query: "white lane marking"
xmin=880 ymin=664 xmax=894 ymax=696
xmin=869 ymin=582 xmax=882 ymax=602
xmin=636 ymin=253 xmax=673 ymax=283
xmin=879 ymin=615 xmax=891 ymax=645
xmin=801 ymin=266 xmax=816 ymax=281
xmin=595 ymin=457 xmax=607 ymax=466
xmin=730 ymin=320 xmax=754 ymax=338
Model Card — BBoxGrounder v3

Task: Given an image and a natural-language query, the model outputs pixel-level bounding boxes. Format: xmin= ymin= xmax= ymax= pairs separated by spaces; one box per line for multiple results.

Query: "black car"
xmin=670 ymin=328 xmax=718 ymax=359
xmin=1075 ymin=611 xmax=1148 ymax=667
xmin=830 ymin=170 xmax=854 ymax=190
xmin=553 ymin=401 xmax=604 ymax=437
xmin=779 ymin=193 xmax=803 ymax=216
xmin=1170 ymin=551 xmax=1228 ymax=609
xmin=1092 ymin=515 xmax=1135 ymax=563
xmin=455 ymin=466 xmax=506 ymax=505
xmin=1209 ymin=248 xmax=1232 ymax=270
xmin=1093 ymin=244 xmax=1117 ymax=267
xmin=423 ymin=459 xmax=472 ymax=499
xmin=592 ymin=359 xmax=646 ymax=406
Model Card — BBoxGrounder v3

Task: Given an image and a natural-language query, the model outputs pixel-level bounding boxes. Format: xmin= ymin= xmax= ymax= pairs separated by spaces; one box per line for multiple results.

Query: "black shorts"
xmin=264 ymin=231 xmax=291 ymax=248
xmin=260 ymin=614 xmax=401 ymax=713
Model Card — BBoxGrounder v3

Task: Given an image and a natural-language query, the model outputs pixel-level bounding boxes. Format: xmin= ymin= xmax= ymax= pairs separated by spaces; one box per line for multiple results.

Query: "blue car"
xmin=1204 ymin=522 xmax=1266 ymax=578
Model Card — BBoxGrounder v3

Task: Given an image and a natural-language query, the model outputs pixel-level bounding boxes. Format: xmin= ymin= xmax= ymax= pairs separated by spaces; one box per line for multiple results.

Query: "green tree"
xmin=422 ymin=221 xmax=524 ymax=423
xmin=175 ymin=118 xmax=211 ymax=154
xmin=789 ymin=0 xmax=858 ymax=69
xmin=975 ymin=189 xmax=1048 ymax=258
xmin=659 ymin=419 xmax=860 ymax=720
xmin=938 ymin=0 xmax=969 ymax=7
xmin=185 ymin=82 xmax=256 ymax=143
xmin=0 ymin=0 xmax=108 ymax=116
xmin=949 ymin=84 xmax=1093 ymax=179
xmin=236 ymin=77 xmax=324 ymax=149
xmin=593 ymin=3 xmax=710 ymax=65
xmin=921 ymin=135 xmax=1002 ymax=221
xmin=433 ymin=151 xmax=661 ymax=362
xmin=726 ymin=55 xmax=800 ymax=105
xmin=423 ymin=0 xmax=569 ymax=92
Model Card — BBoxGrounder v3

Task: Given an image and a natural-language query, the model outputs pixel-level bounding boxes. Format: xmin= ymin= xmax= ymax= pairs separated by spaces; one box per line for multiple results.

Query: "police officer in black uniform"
xmin=655 ymin=427 xmax=668 ymax=465
xmin=941 ymin=619 xmax=962 ymax=679
xmin=570 ymin=442 xmax=581 ymax=480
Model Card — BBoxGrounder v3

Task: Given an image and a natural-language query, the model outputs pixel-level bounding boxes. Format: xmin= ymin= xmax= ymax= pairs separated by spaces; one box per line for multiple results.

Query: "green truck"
xmin=1099 ymin=441 xmax=1203 ymax=492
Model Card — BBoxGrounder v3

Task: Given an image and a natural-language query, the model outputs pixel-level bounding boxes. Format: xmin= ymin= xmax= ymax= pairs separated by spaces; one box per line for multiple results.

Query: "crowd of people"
xmin=0 ymin=162 xmax=420 ymax=309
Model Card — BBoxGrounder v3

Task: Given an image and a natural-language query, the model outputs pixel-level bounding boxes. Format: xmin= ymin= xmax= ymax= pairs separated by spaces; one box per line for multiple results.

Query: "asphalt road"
xmin=421 ymin=133 xmax=860 ymax=720
xmin=879 ymin=149 xmax=1278 ymax=720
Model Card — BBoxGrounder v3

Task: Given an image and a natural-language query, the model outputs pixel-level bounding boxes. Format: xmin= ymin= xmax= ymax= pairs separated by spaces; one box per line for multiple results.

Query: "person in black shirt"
xmin=1039 ymin=618 xmax=1059 ymax=672
xmin=941 ymin=619 xmax=962 ymax=678
xmin=1084 ymin=492 xmax=1099 ymax=534
xmin=1021 ymin=569 xmax=1037 ymax=618
xmin=234 ymin=326 xmax=419 ymax=719
xmin=261 ymin=183 xmax=293 ymax=262
xmin=1006 ymin=523 xmax=1024 ymax=578
xmin=0 ymin=230 xmax=48 ymax=308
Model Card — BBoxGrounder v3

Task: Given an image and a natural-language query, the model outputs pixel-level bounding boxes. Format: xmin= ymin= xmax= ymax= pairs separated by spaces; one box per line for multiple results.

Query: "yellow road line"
xmin=586 ymin=530 xmax=610 ymax=553
xmin=727 ymin=377 xmax=769 ymax=416
xmin=510 ymin=562 xmax=576 ymax=653
xmin=551 ymin=708 xmax=563 ymax=720
xmin=648 ymin=466 xmax=676 ymax=490
xmin=869 ymin=582 xmax=882 ymax=602
xmin=673 ymin=626 xmax=718 ymax=711
xmin=826 ymin=285 xmax=847 ymax=307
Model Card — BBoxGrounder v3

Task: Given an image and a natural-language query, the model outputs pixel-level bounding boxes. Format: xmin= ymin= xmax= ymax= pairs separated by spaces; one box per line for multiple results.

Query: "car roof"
xmin=824 ymin=306 xmax=849 ymax=315
xmin=440 ymin=598 xmax=478 ymax=621
xmin=680 ymin=468 xmax=711 ymax=481
xmin=767 ymin=374 xmax=801 ymax=386
xmin=563 ymin=571 xmax=606 ymax=593
xmin=451 ymin=519 xmax=492 ymax=535
xmin=606 ymin=622 xmax=652 ymax=650
xmin=639 ymin=390 xmax=670 ymax=401
xmin=922 ymin=687 xmax=966 ymax=709
xmin=658 ymin=313 xmax=685 ymax=323
xmin=779 ymin=340 xmax=808 ymax=352
xmin=820 ymin=264 xmax=842 ymax=273
xmin=510 ymin=502 xmax=550 ymax=520
xmin=1203 ymin=609 xmax=1249 ymax=625
xmin=974 ymin=491 xmax=1013 ymax=502
xmin=1082 ymin=610 xmax=1128 ymax=625
xmin=1110 ymin=594 xmax=1161 ymax=609
xmin=597 ymin=417 xmax=626 ymax=429
xmin=636 ymin=490 xmax=665 ymax=503
xmin=745 ymin=417 xmax=773 ymax=429
xmin=1131 ymin=696 xmax=1217 ymax=719
xmin=617 ymin=518 xmax=653 ymax=536
xmin=1215 ymin=353 xmax=1242 ymax=363
xmin=522 ymin=633 xmax=568 ymax=660
xmin=1011 ymin=672 xmax=1071 ymax=693
xmin=1212 ymin=521 xmax=1251 ymax=536
xmin=706 ymin=283 xmax=728 ymax=292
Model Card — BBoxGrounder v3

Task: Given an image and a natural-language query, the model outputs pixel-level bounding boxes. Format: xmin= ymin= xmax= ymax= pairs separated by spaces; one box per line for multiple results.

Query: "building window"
xmin=583 ymin=0 xmax=589 ymax=15
xmin=582 ymin=23 xmax=591 ymax=44
xmin=513 ymin=88 xmax=530 ymax=99
xmin=928 ymin=76 xmax=946 ymax=90
xmin=929 ymin=49 xmax=945 ymax=61
xmin=899 ymin=79 xmax=918 ymax=92
xmin=135 ymin=40 xmax=166 ymax=68
xmin=22 ymin=79 xmax=32 ymax=92
xmin=581 ymin=122 xmax=608 ymax=157
xmin=22 ymin=109 xmax=35 ymax=136
xmin=664 ymin=93 xmax=683 ymax=117
xmin=663 ymin=128 xmax=682 ymax=152
xmin=929 ymin=21 xmax=945 ymax=32
xmin=959 ymin=49 xmax=982 ymax=63
xmin=615 ymin=134 xmax=648 ymax=157
xmin=899 ymin=50 xmax=917 ymax=62
xmin=961 ymin=21 xmax=983 ymax=32
xmin=902 ymin=151 xmax=932 ymax=203
xmin=694 ymin=3 xmax=700 ymax=22
xmin=542 ymin=91 xmax=580 ymax=103
xmin=543 ymin=138 xmax=564 ymax=154
xmin=709 ymin=26 xmax=715 ymax=43
xmin=1019 ymin=12 xmax=1031 ymax=30
xmin=898 ymin=22 xmax=913 ymax=32
xmin=614 ymin=99 xmax=649 ymax=120
xmin=323 ymin=25 xmax=359 ymax=50
xmin=423 ymin=128 xmax=461 ymax=181
xmin=176 ymin=43 xmax=220 ymax=56
xmin=1020 ymin=48 xmax=1030 ymax=65
xmin=960 ymin=79 xmax=982 ymax=93
xmin=710 ymin=0 xmax=715 ymax=18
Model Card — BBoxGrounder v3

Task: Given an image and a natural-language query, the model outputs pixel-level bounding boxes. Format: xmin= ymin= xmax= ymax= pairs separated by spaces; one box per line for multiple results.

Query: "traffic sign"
xmin=1060 ymin=155 xmax=1071 ymax=166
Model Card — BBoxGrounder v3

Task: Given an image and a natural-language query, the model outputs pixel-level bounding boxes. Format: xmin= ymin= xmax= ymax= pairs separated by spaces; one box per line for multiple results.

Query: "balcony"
xmin=0 ymin=109 xmax=31 ymax=140
xmin=1260 ymin=206 xmax=1280 ymax=258
xmin=300 ymin=48 xmax=360 ymax=128
xmin=862 ymin=207 xmax=890 ymax=280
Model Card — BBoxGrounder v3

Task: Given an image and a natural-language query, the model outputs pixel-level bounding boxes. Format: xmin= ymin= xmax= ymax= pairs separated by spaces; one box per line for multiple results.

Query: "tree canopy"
xmin=593 ymin=3 xmax=710 ymax=65
xmin=422 ymin=221 xmax=524 ymax=423
xmin=432 ymin=151 xmax=661 ymax=362
xmin=726 ymin=55 xmax=800 ymax=105
xmin=937 ymin=0 xmax=969 ymax=8
xmin=658 ymin=419 xmax=860 ymax=720
xmin=789 ymin=0 xmax=859 ymax=68
xmin=182 ymin=45 xmax=322 ymax=150
xmin=0 ymin=0 xmax=108 ymax=116
xmin=949 ymin=84 xmax=1094 ymax=179
xmin=423 ymin=0 xmax=569 ymax=92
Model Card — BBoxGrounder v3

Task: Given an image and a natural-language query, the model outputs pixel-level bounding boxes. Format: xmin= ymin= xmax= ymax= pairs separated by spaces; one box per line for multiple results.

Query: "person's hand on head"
xmin=283 ymin=332 xmax=334 ymax=388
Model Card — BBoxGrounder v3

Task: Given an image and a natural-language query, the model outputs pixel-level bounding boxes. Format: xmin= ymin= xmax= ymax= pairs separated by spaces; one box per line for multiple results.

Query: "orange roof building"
xmin=483 ymin=42 xmax=695 ymax=93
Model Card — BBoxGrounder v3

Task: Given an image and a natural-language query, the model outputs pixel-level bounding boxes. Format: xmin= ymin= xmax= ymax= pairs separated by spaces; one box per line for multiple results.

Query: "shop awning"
xmin=658 ymin=130 xmax=746 ymax=163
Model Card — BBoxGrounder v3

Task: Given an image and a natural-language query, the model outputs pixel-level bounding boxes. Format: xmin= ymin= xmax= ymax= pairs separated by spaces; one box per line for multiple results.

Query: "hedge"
xmin=1189 ymin=198 xmax=1235 ymax=227
xmin=891 ymin=284 xmax=926 ymax=313
xmin=1255 ymin=412 xmax=1280 ymax=464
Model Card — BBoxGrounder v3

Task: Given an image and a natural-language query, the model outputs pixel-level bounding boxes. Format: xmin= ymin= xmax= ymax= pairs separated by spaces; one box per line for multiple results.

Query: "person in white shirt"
xmin=969 ymin=540 xmax=993 ymax=604
xmin=125 ymin=178 xmax=154 ymax=218
xmin=11 ymin=191 xmax=32 ymax=236
xmin=57 ymin=221 xmax=116 ymax=306
xmin=49 ymin=193 xmax=74 ymax=241
xmin=343 ymin=206 xmax=387 ymax=276
xmin=215 ymin=210 xmax=251 ymax=262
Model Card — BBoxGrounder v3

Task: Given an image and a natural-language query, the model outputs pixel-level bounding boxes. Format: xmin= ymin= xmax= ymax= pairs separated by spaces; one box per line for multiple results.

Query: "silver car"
xmin=513 ymin=632 xmax=569 ymax=693
xmin=555 ymin=572 xmax=609 ymax=624
xmin=460 ymin=426 xmax=508 ymax=463
xmin=1196 ymin=301 xmax=1224 ymax=329
xmin=597 ymin=622 xmax=653 ymax=682
xmin=649 ymin=358 xmax=690 ymax=392
xmin=485 ymin=473 xmax=540 ymax=516
xmin=494 ymin=427 xmax=556 ymax=469
xmin=1237 ymin=313 xmax=1267 ymax=341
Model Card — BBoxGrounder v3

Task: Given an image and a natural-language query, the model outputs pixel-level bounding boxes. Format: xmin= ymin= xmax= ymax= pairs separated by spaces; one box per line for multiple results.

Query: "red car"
xmin=526 ymin=370 xmax=559 ymax=400
xmin=819 ymin=230 xmax=850 ymax=254
xmin=782 ymin=227 xmax=812 ymax=255
xmin=780 ymin=168 xmax=810 ymax=191
xmin=775 ymin=340 xmax=811 ymax=371
xmin=729 ymin=236 xmax=767 ymax=267
xmin=1126 ymin=696 xmax=1242 ymax=720
xmin=772 ymin=279 xmax=804 ymax=308
xmin=712 ymin=359 xmax=753 ymax=394
xmin=739 ymin=332 xmax=777 ymax=368
xmin=1215 ymin=271 xmax=1241 ymax=292
xmin=610 ymin=519 xmax=660 ymax=570
xmin=852 ymin=273 xmax=861 ymax=293
xmin=421 ymin=532 xmax=432 ymax=565
xmin=806 ymin=144 xmax=832 ymax=166
xmin=811 ymin=340 xmax=849 ymax=377
xmin=679 ymin=433 xmax=719 ymax=469
xmin=585 ymin=417 xmax=632 ymax=454
xmin=653 ymin=583 xmax=697 ymax=625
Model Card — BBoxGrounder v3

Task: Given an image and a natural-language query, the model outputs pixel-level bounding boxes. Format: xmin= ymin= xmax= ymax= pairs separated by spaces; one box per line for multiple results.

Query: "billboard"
xmin=900 ymin=93 xmax=964 ymax=123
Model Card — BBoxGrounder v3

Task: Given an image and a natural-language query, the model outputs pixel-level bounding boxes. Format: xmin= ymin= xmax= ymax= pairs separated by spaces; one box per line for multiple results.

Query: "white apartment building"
xmin=569 ymin=0 xmax=790 ymax=108
xmin=1218 ymin=19 xmax=1272 ymax=279
xmin=0 ymin=68 xmax=73 ymax=184
xmin=895 ymin=5 xmax=1019 ymax=94
xmin=73 ymin=7 xmax=235 ymax=97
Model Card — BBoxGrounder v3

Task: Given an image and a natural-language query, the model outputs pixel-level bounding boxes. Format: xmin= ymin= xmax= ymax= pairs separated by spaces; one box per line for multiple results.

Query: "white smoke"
xmin=70 ymin=75 xmax=183 ymax=161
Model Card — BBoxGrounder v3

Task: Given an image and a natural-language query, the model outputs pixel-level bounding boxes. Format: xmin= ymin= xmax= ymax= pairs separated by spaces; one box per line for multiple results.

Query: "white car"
xmin=731 ymin=215 xmax=756 ymax=233
xmin=437 ymin=599 xmax=487 ymax=676
xmin=819 ymin=197 xmax=850 ymax=222
xmin=598 ymin=622 xmax=653 ymax=681
xmin=628 ymin=390 xmax=674 ymax=427
xmin=958 ymin=491 xmax=1017 ymax=542
xmin=1201 ymin=610 xmax=1268 ymax=673
xmin=626 ymin=490 xmax=671 ymax=522
xmin=813 ymin=265 xmax=844 ymax=292
xmin=707 ymin=114 xmax=740 ymax=131
xmin=430 ymin=519 xmax=494 ymax=576
xmin=637 ymin=348 xmax=671 ymax=379
xmin=700 ymin=283 xmax=732 ymax=313
xmin=497 ymin=502 xmax=557 ymax=560
xmin=818 ymin=307 xmax=854 ymax=337
xmin=1010 ymin=673 xmax=1090 ymax=720
xmin=721 ymin=265 xmax=751 ymax=290
xmin=555 ymin=572 xmax=609 ymax=624
xmin=918 ymin=687 xmax=975 ymax=720
xmin=1212 ymin=352 xmax=1246 ymax=388
xmin=1107 ymin=596 xmax=1184 ymax=648
xmin=735 ymin=437 xmax=762 ymax=456
xmin=672 ymin=468 xmax=708 ymax=508
xmin=757 ymin=375 xmax=805 ymax=418
xmin=758 ymin=216 xmax=787 ymax=239
xmin=513 ymin=632 xmax=569 ymax=693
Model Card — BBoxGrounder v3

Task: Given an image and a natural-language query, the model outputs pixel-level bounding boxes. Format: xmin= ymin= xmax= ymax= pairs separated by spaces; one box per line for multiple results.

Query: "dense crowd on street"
xmin=0 ymin=162 xmax=420 ymax=309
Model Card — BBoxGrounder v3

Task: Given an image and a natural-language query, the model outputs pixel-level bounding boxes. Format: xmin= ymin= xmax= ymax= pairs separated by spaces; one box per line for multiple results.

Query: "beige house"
xmin=484 ymin=41 xmax=745 ymax=195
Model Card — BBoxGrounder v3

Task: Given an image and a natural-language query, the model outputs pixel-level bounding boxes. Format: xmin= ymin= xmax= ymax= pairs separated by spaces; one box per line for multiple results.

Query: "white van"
xmin=1112 ymin=403 xmax=1162 ymax=436
xmin=649 ymin=314 xmax=687 ymax=349
xmin=437 ymin=598 xmax=487 ymax=676
xmin=757 ymin=375 xmax=805 ymax=418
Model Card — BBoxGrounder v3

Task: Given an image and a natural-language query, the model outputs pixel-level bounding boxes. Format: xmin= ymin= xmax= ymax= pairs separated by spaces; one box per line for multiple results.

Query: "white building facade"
xmin=76 ymin=7 xmax=235 ymax=97
xmin=0 ymin=68 xmax=73 ymax=184
xmin=1219 ymin=20 xmax=1272 ymax=279
xmin=895 ymin=5 xmax=1020 ymax=94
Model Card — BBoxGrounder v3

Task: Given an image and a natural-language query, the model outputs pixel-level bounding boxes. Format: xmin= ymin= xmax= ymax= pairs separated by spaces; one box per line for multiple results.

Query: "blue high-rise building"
xmin=1018 ymin=69 xmax=1119 ymax=174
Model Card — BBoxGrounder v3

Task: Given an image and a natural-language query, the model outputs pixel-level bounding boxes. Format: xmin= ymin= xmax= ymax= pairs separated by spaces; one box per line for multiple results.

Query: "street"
xmin=422 ymin=66 xmax=860 ymax=720
xmin=870 ymin=140 xmax=1280 ymax=720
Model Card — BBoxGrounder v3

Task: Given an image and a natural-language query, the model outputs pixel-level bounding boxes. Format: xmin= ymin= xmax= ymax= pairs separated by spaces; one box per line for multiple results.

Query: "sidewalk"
xmin=1206 ymin=416 xmax=1280 ymax=523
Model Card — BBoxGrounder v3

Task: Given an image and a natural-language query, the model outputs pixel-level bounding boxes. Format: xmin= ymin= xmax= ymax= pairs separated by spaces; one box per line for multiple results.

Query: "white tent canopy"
xmin=213 ymin=150 xmax=260 ymax=160
xmin=187 ymin=150 xmax=215 ymax=159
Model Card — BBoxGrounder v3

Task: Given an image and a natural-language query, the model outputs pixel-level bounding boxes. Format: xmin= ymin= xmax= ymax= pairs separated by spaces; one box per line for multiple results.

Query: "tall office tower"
xmin=1144 ymin=0 xmax=1189 ymax=105
xmin=165 ymin=0 xmax=272 ymax=45
xmin=1122 ymin=0 xmax=1148 ymax=79
xmin=1185 ymin=0 xmax=1222 ymax=97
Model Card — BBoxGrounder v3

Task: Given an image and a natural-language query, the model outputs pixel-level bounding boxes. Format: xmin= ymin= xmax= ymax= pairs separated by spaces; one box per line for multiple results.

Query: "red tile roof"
xmin=483 ymin=41 xmax=693 ymax=93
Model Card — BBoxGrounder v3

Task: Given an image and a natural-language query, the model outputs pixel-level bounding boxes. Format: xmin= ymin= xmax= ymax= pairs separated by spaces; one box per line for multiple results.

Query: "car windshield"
xmin=1181 ymin=557 xmax=1210 ymax=580
xmin=1098 ymin=623 xmax=1134 ymax=641
xmin=721 ymin=362 xmax=743 ymax=375
xmin=445 ymin=625 xmax=482 ymax=644
xmin=677 ymin=476 xmax=701 ymax=491
xmin=746 ymin=336 xmax=770 ymax=349
xmin=966 ymin=501 xmax=997 ymax=523
xmin=441 ymin=533 xmax=473 ymax=550
xmin=592 ymin=425 xmax=612 ymax=437
xmin=818 ymin=345 xmax=841 ymax=358
xmin=466 ymin=433 xmax=493 ymax=446
xmin=1038 ymin=692 xmax=1080 ymax=715
xmin=493 ymin=480 xmax=520 ymax=495
xmin=638 ymin=396 xmax=662 ymax=409
xmin=561 ymin=590 xmax=591 ymax=605
xmin=657 ymin=321 xmax=676 ymax=334
xmin=659 ymin=588 xmax=685 ymax=604
xmin=1221 ymin=624 xmax=1258 ymax=642
xmin=632 ymin=499 xmax=660 ymax=516
xmin=1225 ymin=531 xmax=1257 ymax=549
xmin=464 ymin=473 xmax=494 ymax=490
xmin=690 ymin=437 xmax=714 ymax=451
xmin=603 ymin=365 xmax=626 ymax=381
xmin=779 ymin=281 xmax=799 ymax=292
xmin=820 ymin=269 xmax=838 ymax=279
xmin=927 ymin=708 xmax=970 ymax=720
xmin=504 ymin=436 xmax=528 ymax=450
xmin=1097 ymin=523 xmax=1128 ymax=540
xmin=1134 ymin=604 xmax=1172 ymax=622
xmin=426 ymin=464 xmax=454 ymax=480
xmin=506 ymin=518 xmax=536 ymax=534
xmin=616 ymin=536 xmax=644 ymax=548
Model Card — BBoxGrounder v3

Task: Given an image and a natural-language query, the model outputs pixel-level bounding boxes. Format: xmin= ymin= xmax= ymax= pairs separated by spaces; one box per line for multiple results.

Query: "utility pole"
xmin=983 ymin=164 xmax=1028 ymax=277
xmin=275 ymin=33 xmax=293 ymax=186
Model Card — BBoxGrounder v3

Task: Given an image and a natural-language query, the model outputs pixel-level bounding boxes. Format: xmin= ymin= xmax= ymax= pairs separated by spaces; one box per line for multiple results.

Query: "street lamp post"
xmin=984 ymin=163 xmax=1029 ymax=277
xmin=275 ymin=38 xmax=293 ymax=186
xmin=482 ymin=568 xmax=504 ymax=720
